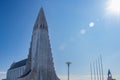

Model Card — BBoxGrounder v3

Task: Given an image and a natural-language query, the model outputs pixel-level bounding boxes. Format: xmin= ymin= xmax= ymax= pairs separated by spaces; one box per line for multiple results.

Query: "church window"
xmin=43 ymin=24 xmax=44 ymax=29
xmin=40 ymin=24 xmax=42 ymax=29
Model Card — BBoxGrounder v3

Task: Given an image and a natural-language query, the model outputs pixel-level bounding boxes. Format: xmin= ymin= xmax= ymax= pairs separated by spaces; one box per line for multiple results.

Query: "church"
xmin=6 ymin=7 xmax=60 ymax=80
xmin=107 ymin=70 xmax=113 ymax=80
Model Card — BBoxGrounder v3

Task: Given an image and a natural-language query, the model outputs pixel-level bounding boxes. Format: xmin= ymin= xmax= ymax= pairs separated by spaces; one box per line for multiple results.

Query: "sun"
xmin=107 ymin=0 xmax=120 ymax=15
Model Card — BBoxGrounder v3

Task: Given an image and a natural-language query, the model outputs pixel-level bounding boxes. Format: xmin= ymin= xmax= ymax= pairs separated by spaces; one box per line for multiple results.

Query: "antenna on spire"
xmin=40 ymin=0 xmax=43 ymax=7
xmin=40 ymin=0 xmax=48 ymax=7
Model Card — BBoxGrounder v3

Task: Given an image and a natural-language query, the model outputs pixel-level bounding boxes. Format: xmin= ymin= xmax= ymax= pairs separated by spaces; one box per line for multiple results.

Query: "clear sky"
xmin=0 ymin=0 xmax=120 ymax=80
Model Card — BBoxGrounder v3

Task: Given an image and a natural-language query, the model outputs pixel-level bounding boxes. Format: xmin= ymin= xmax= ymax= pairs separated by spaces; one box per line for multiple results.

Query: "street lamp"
xmin=66 ymin=62 xmax=72 ymax=80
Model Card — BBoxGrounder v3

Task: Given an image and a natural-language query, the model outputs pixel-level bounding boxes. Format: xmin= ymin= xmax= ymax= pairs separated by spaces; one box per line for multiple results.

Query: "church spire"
xmin=29 ymin=7 xmax=60 ymax=80
xmin=107 ymin=69 xmax=112 ymax=80
xmin=33 ymin=7 xmax=48 ymax=31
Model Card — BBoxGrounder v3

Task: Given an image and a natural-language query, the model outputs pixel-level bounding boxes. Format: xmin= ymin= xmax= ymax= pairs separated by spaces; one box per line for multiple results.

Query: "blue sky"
xmin=0 ymin=0 xmax=120 ymax=80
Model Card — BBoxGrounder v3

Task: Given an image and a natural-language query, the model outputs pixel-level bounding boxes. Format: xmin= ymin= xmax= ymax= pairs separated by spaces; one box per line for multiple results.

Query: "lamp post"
xmin=66 ymin=62 xmax=72 ymax=80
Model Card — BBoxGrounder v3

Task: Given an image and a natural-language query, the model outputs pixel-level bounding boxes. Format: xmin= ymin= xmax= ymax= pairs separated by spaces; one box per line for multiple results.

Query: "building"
xmin=7 ymin=59 xmax=27 ymax=80
xmin=107 ymin=69 xmax=112 ymax=80
xmin=6 ymin=7 xmax=60 ymax=80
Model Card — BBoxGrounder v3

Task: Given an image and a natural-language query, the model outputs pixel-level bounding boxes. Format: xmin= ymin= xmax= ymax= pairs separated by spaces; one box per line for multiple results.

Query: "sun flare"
xmin=107 ymin=0 xmax=120 ymax=15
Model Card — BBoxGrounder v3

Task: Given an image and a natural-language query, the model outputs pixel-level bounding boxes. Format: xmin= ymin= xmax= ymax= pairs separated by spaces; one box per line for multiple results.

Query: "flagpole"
xmin=90 ymin=63 xmax=93 ymax=80
xmin=100 ymin=55 xmax=104 ymax=80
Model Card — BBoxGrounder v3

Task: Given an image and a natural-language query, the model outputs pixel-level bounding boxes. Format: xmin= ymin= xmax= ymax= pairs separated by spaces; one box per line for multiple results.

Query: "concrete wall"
xmin=7 ymin=66 xmax=26 ymax=80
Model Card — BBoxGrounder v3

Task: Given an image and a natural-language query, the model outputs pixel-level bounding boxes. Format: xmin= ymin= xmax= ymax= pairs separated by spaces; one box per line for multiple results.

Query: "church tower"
xmin=107 ymin=69 xmax=112 ymax=80
xmin=18 ymin=7 xmax=60 ymax=80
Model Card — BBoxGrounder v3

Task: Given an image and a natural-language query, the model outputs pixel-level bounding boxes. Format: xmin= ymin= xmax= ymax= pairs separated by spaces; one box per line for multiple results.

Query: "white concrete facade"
xmin=6 ymin=7 xmax=60 ymax=80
